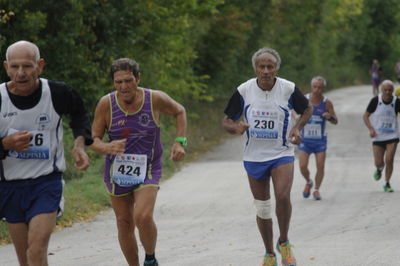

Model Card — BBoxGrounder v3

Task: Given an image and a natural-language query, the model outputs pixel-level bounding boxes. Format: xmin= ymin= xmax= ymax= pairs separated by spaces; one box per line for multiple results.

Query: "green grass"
xmin=56 ymin=162 xmax=111 ymax=227
xmin=0 ymin=99 xmax=229 ymax=244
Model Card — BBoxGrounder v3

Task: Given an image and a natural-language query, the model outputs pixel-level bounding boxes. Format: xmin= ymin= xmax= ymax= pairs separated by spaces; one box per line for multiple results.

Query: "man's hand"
xmin=322 ymin=112 xmax=331 ymax=120
xmin=223 ymin=116 xmax=250 ymax=135
xmin=106 ymin=139 xmax=127 ymax=155
xmin=234 ymin=121 xmax=250 ymax=135
xmin=289 ymin=127 xmax=302 ymax=145
xmin=170 ymin=142 xmax=185 ymax=162
xmin=3 ymin=131 xmax=33 ymax=151
xmin=369 ymin=128 xmax=377 ymax=138
xmin=72 ymin=146 xmax=90 ymax=170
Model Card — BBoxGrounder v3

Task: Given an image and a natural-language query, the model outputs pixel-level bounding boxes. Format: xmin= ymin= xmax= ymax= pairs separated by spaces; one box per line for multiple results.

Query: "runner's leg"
xmin=133 ymin=187 xmax=158 ymax=256
xmin=298 ymin=150 xmax=311 ymax=183
xmin=271 ymin=162 xmax=294 ymax=243
xmin=247 ymin=176 xmax=273 ymax=253
xmin=8 ymin=223 xmax=29 ymax=266
xmin=372 ymin=144 xmax=385 ymax=170
xmin=111 ymin=195 xmax=139 ymax=266
xmin=27 ymin=212 xmax=57 ymax=266
xmin=314 ymin=151 xmax=326 ymax=190
xmin=383 ymin=142 xmax=398 ymax=182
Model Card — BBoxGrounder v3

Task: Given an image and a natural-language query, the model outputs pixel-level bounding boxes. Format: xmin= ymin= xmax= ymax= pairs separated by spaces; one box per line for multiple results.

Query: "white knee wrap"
xmin=254 ymin=199 xmax=272 ymax=219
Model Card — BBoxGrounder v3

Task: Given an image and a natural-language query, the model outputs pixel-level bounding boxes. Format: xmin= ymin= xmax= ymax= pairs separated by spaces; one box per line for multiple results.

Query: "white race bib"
xmin=248 ymin=109 xmax=279 ymax=140
xmin=7 ymin=128 xmax=51 ymax=160
xmin=112 ymin=153 xmax=147 ymax=187
xmin=378 ymin=116 xmax=396 ymax=133
xmin=303 ymin=124 xmax=322 ymax=139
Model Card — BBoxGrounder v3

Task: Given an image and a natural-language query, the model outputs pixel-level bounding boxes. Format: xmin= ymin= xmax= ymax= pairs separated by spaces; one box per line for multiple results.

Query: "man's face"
xmin=381 ymin=84 xmax=394 ymax=96
xmin=255 ymin=53 xmax=278 ymax=86
xmin=311 ymin=80 xmax=325 ymax=96
xmin=113 ymin=70 xmax=140 ymax=102
xmin=3 ymin=47 xmax=44 ymax=96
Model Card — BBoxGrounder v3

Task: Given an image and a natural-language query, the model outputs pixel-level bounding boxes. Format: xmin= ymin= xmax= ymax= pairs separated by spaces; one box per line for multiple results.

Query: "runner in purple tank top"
xmin=91 ymin=58 xmax=187 ymax=266
xmin=104 ymin=88 xmax=163 ymax=195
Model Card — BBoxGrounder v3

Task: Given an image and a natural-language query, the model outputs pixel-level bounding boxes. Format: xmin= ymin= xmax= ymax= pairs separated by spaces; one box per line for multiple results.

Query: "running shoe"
xmin=303 ymin=180 xmax=313 ymax=198
xmin=262 ymin=252 xmax=277 ymax=266
xmin=143 ymin=259 xmax=159 ymax=266
xmin=276 ymin=241 xmax=297 ymax=266
xmin=373 ymin=169 xmax=382 ymax=181
xmin=313 ymin=190 xmax=321 ymax=200
xmin=384 ymin=183 xmax=394 ymax=193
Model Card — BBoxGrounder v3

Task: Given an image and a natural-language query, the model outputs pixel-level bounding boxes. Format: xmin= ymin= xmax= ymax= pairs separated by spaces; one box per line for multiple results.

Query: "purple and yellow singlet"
xmin=104 ymin=88 xmax=163 ymax=195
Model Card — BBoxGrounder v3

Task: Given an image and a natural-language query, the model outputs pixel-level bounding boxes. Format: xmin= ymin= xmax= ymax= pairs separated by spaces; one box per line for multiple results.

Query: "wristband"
xmin=175 ymin=137 xmax=188 ymax=147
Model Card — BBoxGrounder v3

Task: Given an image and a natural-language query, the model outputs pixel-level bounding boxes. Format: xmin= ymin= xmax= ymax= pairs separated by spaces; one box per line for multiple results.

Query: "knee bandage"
xmin=254 ymin=199 xmax=272 ymax=219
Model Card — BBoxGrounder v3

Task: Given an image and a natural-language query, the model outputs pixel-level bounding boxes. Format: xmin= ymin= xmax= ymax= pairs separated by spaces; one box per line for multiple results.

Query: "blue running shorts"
xmin=244 ymin=156 xmax=295 ymax=180
xmin=298 ymin=141 xmax=327 ymax=154
xmin=0 ymin=172 xmax=62 ymax=224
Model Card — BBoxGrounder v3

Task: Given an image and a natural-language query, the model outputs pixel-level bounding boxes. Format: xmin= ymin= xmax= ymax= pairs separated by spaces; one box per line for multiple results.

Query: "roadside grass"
xmin=0 ymin=99 xmax=228 ymax=245
xmin=56 ymin=160 xmax=110 ymax=228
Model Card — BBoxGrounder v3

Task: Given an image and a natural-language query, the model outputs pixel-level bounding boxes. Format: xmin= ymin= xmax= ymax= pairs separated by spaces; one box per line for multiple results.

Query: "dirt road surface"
xmin=1 ymin=85 xmax=400 ymax=266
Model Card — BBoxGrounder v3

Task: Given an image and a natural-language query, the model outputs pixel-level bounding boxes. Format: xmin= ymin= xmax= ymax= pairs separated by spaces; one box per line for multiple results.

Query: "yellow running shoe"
xmin=276 ymin=241 xmax=297 ymax=266
xmin=262 ymin=252 xmax=277 ymax=266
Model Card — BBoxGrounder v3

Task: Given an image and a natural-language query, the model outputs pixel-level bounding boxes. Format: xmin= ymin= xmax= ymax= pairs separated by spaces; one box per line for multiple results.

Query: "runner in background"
xmin=363 ymin=80 xmax=400 ymax=192
xmin=369 ymin=59 xmax=383 ymax=96
xmin=394 ymin=61 xmax=400 ymax=83
xmin=298 ymin=76 xmax=338 ymax=201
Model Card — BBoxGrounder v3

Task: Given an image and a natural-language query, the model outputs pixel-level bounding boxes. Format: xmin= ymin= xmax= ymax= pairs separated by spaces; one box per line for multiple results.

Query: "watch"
xmin=175 ymin=137 xmax=188 ymax=147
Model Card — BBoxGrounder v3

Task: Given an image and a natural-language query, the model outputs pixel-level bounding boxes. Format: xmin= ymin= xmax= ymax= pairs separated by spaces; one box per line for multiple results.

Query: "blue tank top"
xmin=301 ymin=94 xmax=327 ymax=144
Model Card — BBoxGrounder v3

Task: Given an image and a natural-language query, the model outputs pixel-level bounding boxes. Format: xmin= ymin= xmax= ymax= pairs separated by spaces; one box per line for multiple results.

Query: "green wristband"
xmin=175 ymin=137 xmax=188 ymax=147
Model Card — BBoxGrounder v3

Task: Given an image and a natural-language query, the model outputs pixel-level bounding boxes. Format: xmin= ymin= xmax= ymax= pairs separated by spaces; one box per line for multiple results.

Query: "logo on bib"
xmin=36 ymin=114 xmax=51 ymax=130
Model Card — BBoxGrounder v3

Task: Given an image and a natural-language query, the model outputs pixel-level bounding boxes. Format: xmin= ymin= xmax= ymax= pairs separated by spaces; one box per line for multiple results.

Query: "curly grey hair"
xmin=251 ymin=47 xmax=281 ymax=70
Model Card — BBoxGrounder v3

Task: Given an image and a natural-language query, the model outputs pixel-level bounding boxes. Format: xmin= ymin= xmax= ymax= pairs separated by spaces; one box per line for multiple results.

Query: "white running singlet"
xmin=370 ymin=94 xmax=399 ymax=142
xmin=238 ymin=77 xmax=295 ymax=162
xmin=0 ymin=79 xmax=66 ymax=180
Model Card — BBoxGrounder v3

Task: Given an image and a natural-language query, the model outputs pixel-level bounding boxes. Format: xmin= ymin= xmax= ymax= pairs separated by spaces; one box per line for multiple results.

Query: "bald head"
xmin=5 ymin=40 xmax=40 ymax=62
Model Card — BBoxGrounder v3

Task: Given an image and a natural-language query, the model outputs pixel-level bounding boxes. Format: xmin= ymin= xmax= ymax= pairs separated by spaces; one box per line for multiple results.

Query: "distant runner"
xmin=363 ymin=80 xmax=399 ymax=192
xmin=369 ymin=59 xmax=383 ymax=96
xmin=298 ymin=76 xmax=338 ymax=200
xmin=394 ymin=61 xmax=400 ymax=83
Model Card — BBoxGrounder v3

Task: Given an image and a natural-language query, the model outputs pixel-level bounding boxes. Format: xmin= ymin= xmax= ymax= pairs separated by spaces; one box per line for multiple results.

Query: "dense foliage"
xmin=2 ymin=0 xmax=400 ymax=103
